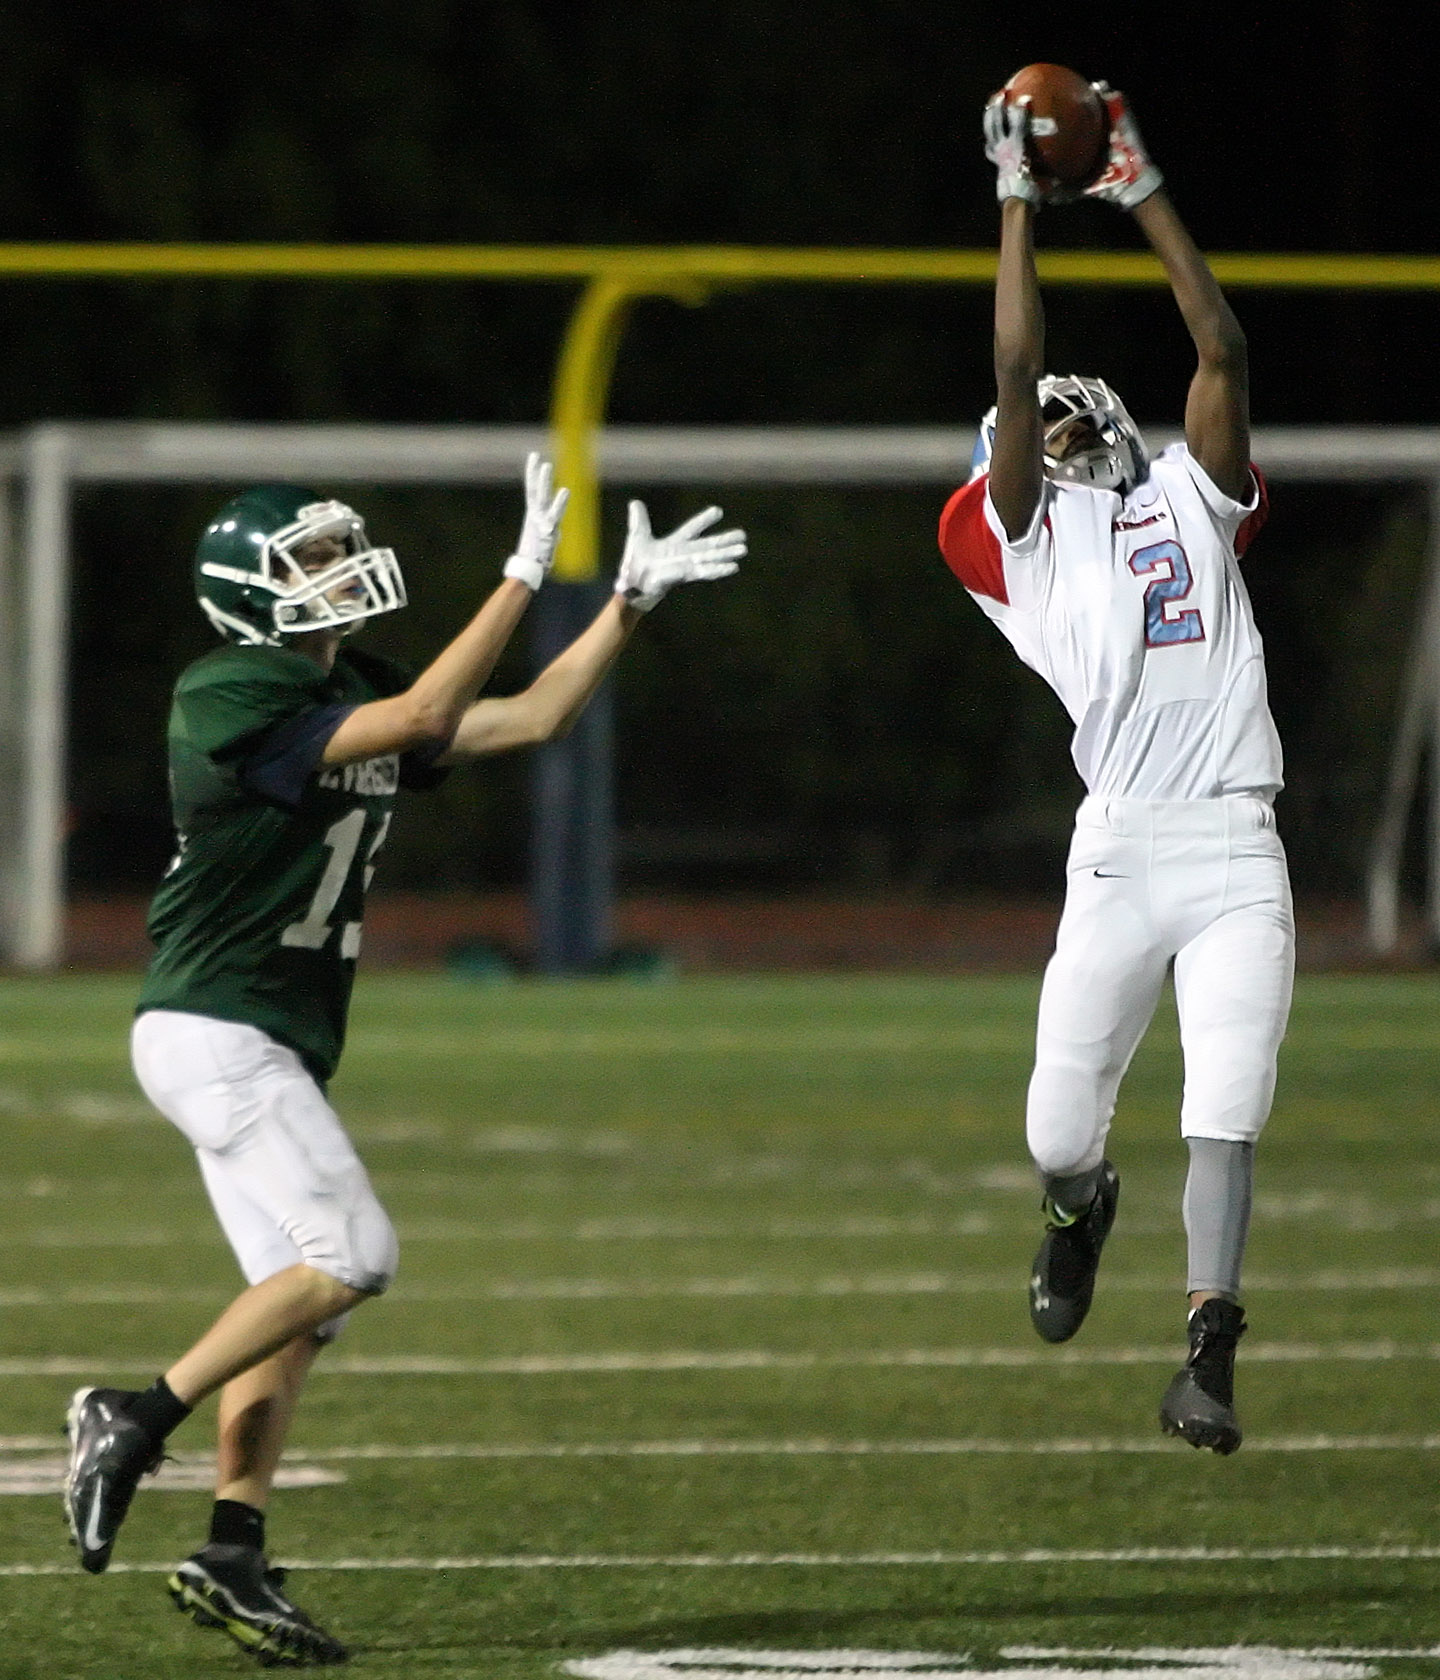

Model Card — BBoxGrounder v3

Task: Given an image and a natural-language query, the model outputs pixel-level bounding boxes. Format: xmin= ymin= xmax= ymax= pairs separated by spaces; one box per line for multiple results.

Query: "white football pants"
xmin=1026 ymin=795 xmax=1294 ymax=1179
xmin=131 ymin=1011 xmax=398 ymax=1319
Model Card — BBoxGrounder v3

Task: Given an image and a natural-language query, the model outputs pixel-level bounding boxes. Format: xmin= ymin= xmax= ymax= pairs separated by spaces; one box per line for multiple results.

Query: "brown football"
xmin=1001 ymin=62 xmax=1107 ymax=188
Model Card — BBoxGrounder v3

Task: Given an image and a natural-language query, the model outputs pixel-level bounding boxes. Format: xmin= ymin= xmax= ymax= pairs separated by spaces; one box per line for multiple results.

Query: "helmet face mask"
xmin=971 ymin=375 xmax=1149 ymax=497
xmin=1038 ymin=374 xmax=1148 ymax=495
xmin=195 ymin=486 xmax=407 ymax=646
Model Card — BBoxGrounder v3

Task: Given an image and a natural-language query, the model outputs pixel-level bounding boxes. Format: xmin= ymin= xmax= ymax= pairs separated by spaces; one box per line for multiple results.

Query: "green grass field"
xmin=3 ymin=972 xmax=1440 ymax=1679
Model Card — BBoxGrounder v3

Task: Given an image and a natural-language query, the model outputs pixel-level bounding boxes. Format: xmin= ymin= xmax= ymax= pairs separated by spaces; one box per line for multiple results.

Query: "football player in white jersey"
xmin=937 ymin=85 xmax=1293 ymax=1453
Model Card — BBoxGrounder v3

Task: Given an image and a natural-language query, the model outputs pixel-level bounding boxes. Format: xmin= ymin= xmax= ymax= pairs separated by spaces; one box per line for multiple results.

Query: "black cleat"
xmin=1160 ymin=1297 xmax=1248 ymax=1455
xmin=63 ymin=1387 xmax=164 ymax=1573
xmin=169 ymin=1543 xmax=349 ymax=1667
xmin=1028 ymin=1160 xmax=1120 ymax=1343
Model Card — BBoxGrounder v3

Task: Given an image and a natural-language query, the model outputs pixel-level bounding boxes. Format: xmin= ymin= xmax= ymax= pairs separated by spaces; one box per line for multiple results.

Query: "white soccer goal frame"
xmin=1 ymin=421 xmax=1438 ymax=969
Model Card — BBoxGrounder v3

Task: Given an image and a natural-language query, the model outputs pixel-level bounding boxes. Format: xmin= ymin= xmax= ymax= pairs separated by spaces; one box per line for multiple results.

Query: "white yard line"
xmin=0 ymin=1226 xmax=984 ymax=1250
xmin=0 ymin=1287 xmax=229 ymax=1306
xmin=5 ymin=1545 xmax=1440 ymax=1578
xmin=400 ymin=1218 xmax=983 ymax=1240
xmin=296 ymin=1433 xmax=1440 ymax=1458
xmin=4 ymin=1342 xmax=1439 ymax=1378
xmin=0 ymin=1231 xmax=183 ymax=1247
xmin=0 ymin=1026 xmax=1032 ymax=1065
xmin=347 ymin=1028 xmax=1038 ymax=1057
xmin=4 ymin=1203 xmax=1438 ymax=1244
xmin=13 ymin=1022 xmax=1440 ymax=1063
xmin=220 ymin=1434 xmax=1440 ymax=1461
xmin=0 ymin=1219 xmax=1009 ymax=1249
xmin=8 ymin=1433 xmax=1440 ymax=1464
xmin=1006 ymin=1651 xmax=1440 ymax=1663
xmin=0 ymin=1458 xmax=340 ymax=1496
xmin=363 ymin=1266 xmax=1440 ymax=1298
xmin=565 ymin=1646 xmax=1440 ymax=1680
xmin=5 ymin=1269 xmax=1440 ymax=1309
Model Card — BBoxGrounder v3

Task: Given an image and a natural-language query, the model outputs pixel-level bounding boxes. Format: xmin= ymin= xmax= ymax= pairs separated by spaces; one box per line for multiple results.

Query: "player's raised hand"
xmin=615 ymin=502 xmax=745 ymax=613
xmin=983 ymin=92 xmax=1044 ymax=206
xmin=502 ymin=452 xmax=570 ymax=591
xmin=1083 ymin=84 xmax=1163 ymax=210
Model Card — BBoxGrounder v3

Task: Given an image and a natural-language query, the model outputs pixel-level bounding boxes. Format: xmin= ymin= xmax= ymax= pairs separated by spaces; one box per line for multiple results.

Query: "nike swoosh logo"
xmin=1093 ymin=870 xmax=1128 ymax=879
xmin=83 ymin=1483 xmax=107 ymax=1556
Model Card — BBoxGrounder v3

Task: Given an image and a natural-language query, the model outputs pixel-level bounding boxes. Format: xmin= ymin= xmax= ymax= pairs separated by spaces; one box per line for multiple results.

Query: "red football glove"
xmin=1083 ymin=83 xmax=1163 ymax=210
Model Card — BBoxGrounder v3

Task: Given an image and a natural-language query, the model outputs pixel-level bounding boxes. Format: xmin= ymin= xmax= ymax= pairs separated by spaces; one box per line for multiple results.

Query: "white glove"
xmin=983 ymin=92 xmax=1043 ymax=206
xmin=502 ymin=452 xmax=569 ymax=591
xmin=1083 ymin=83 xmax=1163 ymax=210
xmin=614 ymin=501 xmax=745 ymax=613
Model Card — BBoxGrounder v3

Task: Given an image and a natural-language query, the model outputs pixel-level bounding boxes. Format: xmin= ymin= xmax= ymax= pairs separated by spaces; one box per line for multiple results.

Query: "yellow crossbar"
xmin=3 ymin=244 xmax=1440 ymax=288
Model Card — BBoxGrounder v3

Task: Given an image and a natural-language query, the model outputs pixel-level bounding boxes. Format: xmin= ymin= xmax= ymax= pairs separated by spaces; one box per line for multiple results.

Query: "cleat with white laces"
xmin=63 ymin=1387 xmax=164 ymax=1573
xmin=1160 ymin=1296 xmax=1247 ymax=1455
xmin=1028 ymin=1160 xmax=1119 ymax=1343
xmin=169 ymin=1543 xmax=349 ymax=1667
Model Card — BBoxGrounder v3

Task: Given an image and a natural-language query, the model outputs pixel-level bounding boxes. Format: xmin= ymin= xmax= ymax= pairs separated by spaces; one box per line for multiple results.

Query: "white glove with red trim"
xmin=502 ymin=452 xmax=570 ymax=591
xmin=1083 ymin=83 xmax=1163 ymax=210
xmin=983 ymin=92 xmax=1044 ymax=206
xmin=615 ymin=502 xmax=745 ymax=613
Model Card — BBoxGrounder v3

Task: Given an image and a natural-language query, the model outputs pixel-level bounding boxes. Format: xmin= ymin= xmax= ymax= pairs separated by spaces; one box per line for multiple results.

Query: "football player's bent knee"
xmin=1030 ymin=1134 xmax=1105 ymax=1180
xmin=356 ymin=1207 xmax=400 ymax=1295
xmin=1026 ymin=1072 xmax=1107 ymax=1178
xmin=297 ymin=1199 xmax=399 ymax=1298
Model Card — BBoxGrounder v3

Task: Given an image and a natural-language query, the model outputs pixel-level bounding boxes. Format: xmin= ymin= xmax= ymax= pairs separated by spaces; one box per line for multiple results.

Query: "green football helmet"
xmin=194 ymin=484 xmax=407 ymax=645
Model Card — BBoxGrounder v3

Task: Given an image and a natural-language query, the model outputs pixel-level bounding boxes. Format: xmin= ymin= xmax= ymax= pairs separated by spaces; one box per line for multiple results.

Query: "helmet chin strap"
xmin=198 ymin=596 xmax=276 ymax=646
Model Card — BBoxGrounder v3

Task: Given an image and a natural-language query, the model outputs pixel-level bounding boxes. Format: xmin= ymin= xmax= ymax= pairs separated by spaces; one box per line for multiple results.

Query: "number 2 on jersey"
xmin=280 ymin=808 xmax=390 ymax=958
xmin=1129 ymin=539 xmax=1205 ymax=648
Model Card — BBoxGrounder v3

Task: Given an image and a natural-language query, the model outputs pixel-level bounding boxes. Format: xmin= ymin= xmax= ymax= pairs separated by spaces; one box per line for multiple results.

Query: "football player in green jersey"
xmin=64 ymin=455 xmax=745 ymax=1664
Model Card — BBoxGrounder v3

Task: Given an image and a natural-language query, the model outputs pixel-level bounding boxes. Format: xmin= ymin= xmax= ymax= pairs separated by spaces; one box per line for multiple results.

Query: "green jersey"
xmin=137 ymin=641 xmax=441 ymax=1084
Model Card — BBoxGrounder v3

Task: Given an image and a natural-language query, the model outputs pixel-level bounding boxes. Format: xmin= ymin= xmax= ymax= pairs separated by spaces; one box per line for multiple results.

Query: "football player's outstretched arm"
xmin=984 ymin=95 xmax=1046 ymax=541
xmin=1135 ymin=190 xmax=1250 ymax=503
xmin=322 ymin=454 xmax=568 ymax=764
xmin=443 ymin=593 xmax=639 ymax=758
xmin=1084 ymin=86 xmax=1250 ymax=503
xmin=442 ymin=501 xmax=745 ymax=759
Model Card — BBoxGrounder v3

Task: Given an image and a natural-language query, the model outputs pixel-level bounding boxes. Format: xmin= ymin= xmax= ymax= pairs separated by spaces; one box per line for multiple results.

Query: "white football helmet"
xmin=971 ymin=374 xmax=1149 ymax=496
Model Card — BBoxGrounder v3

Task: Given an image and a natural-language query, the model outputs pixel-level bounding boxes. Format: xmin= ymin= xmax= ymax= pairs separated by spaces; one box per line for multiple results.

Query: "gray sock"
xmin=1042 ymin=1166 xmax=1101 ymax=1221
xmin=1183 ymin=1137 xmax=1253 ymax=1298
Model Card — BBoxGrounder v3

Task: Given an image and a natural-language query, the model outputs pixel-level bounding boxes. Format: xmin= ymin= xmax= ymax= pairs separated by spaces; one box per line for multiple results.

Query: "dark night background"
xmin=1 ymin=1 xmax=1434 ymax=905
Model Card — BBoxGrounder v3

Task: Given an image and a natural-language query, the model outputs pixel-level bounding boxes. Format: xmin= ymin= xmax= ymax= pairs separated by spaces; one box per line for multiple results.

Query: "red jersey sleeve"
xmin=1234 ymin=465 xmax=1269 ymax=559
xmin=937 ymin=476 xmax=1008 ymax=604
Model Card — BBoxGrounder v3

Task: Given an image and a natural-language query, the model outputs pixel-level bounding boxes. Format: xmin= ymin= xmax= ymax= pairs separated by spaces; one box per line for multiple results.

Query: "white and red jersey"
xmin=938 ymin=443 xmax=1280 ymax=801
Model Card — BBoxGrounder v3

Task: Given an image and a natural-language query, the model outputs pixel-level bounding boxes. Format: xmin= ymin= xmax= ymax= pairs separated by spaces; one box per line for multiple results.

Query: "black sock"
xmin=1044 ymin=1167 xmax=1101 ymax=1222
xmin=209 ymin=1498 xmax=266 ymax=1552
xmin=124 ymin=1376 xmax=191 ymax=1445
